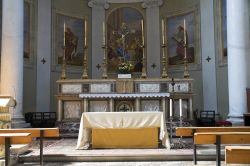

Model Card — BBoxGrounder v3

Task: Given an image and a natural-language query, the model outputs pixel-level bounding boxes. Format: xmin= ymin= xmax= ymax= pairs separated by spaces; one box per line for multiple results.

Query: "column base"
xmin=11 ymin=115 xmax=30 ymax=128
xmin=227 ymin=116 xmax=244 ymax=126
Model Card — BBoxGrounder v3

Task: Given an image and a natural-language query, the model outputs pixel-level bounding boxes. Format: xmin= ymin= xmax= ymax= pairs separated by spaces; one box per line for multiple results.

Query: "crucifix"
xmin=119 ymin=104 xmax=130 ymax=112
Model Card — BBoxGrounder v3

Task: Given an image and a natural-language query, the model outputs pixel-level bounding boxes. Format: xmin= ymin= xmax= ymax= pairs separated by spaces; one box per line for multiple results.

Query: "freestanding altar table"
xmin=76 ymin=112 xmax=170 ymax=149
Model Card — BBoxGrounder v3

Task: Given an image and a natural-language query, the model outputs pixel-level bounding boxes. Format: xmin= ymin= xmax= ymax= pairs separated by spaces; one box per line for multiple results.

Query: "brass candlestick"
xmin=60 ymin=48 xmax=66 ymax=79
xmin=140 ymin=44 xmax=147 ymax=78
xmin=161 ymin=43 xmax=168 ymax=78
xmin=102 ymin=44 xmax=108 ymax=79
xmin=81 ymin=45 xmax=88 ymax=79
xmin=183 ymin=44 xmax=190 ymax=78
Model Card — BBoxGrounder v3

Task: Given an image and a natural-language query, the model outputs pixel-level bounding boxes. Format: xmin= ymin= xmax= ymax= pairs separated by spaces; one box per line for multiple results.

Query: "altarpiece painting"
xmin=107 ymin=7 xmax=144 ymax=74
xmin=166 ymin=11 xmax=195 ymax=66
xmin=55 ymin=13 xmax=85 ymax=66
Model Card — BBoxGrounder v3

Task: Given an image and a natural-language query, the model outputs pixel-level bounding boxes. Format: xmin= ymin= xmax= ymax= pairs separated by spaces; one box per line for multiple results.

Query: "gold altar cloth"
xmin=92 ymin=128 xmax=158 ymax=148
xmin=76 ymin=112 xmax=170 ymax=149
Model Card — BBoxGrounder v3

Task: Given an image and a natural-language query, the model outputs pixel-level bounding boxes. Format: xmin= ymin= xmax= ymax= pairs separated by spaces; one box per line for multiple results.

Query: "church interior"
xmin=0 ymin=0 xmax=250 ymax=165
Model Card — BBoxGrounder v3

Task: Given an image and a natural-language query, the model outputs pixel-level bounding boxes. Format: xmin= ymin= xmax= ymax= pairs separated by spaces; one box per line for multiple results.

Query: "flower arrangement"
xmin=118 ymin=62 xmax=133 ymax=74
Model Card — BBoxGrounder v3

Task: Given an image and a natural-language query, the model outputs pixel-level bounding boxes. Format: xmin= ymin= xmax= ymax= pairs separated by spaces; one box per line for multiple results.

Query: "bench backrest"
xmin=194 ymin=132 xmax=250 ymax=144
xmin=0 ymin=133 xmax=32 ymax=144
xmin=176 ymin=127 xmax=250 ymax=136
xmin=0 ymin=128 xmax=59 ymax=138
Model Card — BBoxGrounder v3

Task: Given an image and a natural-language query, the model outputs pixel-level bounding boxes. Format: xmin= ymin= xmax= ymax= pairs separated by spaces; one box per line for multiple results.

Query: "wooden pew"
xmin=194 ymin=132 xmax=250 ymax=166
xmin=0 ymin=133 xmax=32 ymax=166
xmin=0 ymin=128 xmax=59 ymax=166
xmin=175 ymin=127 xmax=250 ymax=165
xmin=225 ymin=146 xmax=250 ymax=164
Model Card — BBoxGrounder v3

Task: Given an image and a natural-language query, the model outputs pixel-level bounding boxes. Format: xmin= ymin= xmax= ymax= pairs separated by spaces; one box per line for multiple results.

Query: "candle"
xmin=161 ymin=19 xmax=165 ymax=45
xmin=63 ymin=22 xmax=66 ymax=47
xmin=179 ymin=98 xmax=182 ymax=117
xmin=170 ymin=99 xmax=173 ymax=117
xmin=183 ymin=19 xmax=186 ymax=45
xmin=103 ymin=22 xmax=105 ymax=45
xmin=141 ymin=19 xmax=144 ymax=45
xmin=84 ymin=20 xmax=87 ymax=47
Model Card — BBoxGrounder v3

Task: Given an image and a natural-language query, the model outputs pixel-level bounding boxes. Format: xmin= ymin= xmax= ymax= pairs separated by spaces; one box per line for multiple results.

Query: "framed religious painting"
xmin=24 ymin=0 xmax=35 ymax=67
xmin=106 ymin=7 xmax=144 ymax=75
xmin=165 ymin=8 xmax=200 ymax=69
xmin=52 ymin=11 xmax=87 ymax=71
xmin=214 ymin=0 xmax=227 ymax=65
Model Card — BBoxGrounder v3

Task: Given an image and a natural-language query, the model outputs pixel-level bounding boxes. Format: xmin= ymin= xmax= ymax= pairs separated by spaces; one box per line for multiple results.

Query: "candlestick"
xmin=103 ymin=22 xmax=105 ymax=45
xmin=63 ymin=22 xmax=66 ymax=61
xmin=141 ymin=19 xmax=144 ymax=46
xmin=183 ymin=19 xmax=186 ymax=45
xmin=170 ymin=99 xmax=173 ymax=117
xmin=179 ymin=98 xmax=182 ymax=117
xmin=84 ymin=20 xmax=87 ymax=47
xmin=161 ymin=19 xmax=165 ymax=45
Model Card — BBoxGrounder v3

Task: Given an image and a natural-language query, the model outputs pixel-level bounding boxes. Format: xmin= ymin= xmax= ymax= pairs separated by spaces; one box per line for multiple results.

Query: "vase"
xmin=118 ymin=74 xmax=132 ymax=79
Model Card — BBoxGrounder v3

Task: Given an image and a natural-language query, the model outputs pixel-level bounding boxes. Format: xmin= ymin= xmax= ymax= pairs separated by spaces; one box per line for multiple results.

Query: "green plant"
xmin=118 ymin=62 xmax=133 ymax=74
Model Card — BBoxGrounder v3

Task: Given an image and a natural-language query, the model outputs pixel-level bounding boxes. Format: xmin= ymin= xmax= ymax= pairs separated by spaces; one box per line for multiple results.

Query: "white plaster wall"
xmin=200 ymin=0 xmax=218 ymax=112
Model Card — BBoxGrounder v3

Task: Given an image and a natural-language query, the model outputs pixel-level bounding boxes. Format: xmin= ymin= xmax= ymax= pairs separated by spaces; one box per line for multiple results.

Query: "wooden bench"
xmin=194 ymin=132 xmax=250 ymax=166
xmin=0 ymin=133 xmax=32 ymax=166
xmin=225 ymin=146 xmax=250 ymax=164
xmin=0 ymin=128 xmax=59 ymax=166
xmin=175 ymin=127 xmax=250 ymax=165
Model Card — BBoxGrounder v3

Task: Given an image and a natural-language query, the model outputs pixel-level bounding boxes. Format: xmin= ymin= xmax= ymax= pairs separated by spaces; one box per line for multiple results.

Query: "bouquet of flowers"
xmin=118 ymin=62 xmax=133 ymax=74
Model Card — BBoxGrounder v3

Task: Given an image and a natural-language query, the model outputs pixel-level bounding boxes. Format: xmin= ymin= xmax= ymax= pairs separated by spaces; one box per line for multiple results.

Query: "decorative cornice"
xmin=88 ymin=0 xmax=110 ymax=9
xmin=141 ymin=0 xmax=163 ymax=8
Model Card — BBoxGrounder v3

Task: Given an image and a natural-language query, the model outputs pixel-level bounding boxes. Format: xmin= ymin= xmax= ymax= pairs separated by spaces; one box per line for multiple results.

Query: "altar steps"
xmin=18 ymin=153 xmax=218 ymax=163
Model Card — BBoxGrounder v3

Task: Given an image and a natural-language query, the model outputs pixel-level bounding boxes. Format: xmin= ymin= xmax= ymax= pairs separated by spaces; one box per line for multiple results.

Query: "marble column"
xmin=0 ymin=0 xmax=26 ymax=127
xmin=142 ymin=0 xmax=163 ymax=77
xmin=200 ymin=0 xmax=218 ymax=112
xmin=88 ymin=0 xmax=109 ymax=78
xmin=227 ymin=0 xmax=250 ymax=124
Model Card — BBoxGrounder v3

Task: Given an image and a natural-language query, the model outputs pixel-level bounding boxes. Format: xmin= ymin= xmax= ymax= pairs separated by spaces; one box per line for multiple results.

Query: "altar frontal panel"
xmin=92 ymin=128 xmax=158 ymax=149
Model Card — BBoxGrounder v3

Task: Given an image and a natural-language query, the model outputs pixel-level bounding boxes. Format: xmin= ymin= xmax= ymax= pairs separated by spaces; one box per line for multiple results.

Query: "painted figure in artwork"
xmin=171 ymin=25 xmax=188 ymax=59
xmin=65 ymin=27 xmax=79 ymax=61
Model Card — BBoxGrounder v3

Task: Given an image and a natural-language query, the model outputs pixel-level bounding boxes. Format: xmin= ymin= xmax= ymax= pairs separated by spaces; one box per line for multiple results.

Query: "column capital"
xmin=141 ymin=0 xmax=163 ymax=9
xmin=88 ymin=0 xmax=110 ymax=10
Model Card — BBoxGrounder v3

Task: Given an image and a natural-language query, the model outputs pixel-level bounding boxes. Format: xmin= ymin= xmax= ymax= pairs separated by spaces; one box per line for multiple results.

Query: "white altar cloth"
xmin=76 ymin=112 xmax=170 ymax=149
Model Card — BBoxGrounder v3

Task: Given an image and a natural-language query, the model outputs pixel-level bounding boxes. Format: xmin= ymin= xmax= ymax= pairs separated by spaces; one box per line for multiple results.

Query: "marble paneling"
xmin=89 ymin=101 xmax=108 ymax=112
xmin=139 ymin=84 xmax=160 ymax=93
xmin=62 ymin=84 xmax=82 ymax=94
xmin=64 ymin=101 xmax=81 ymax=119
xmin=169 ymin=83 xmax=189 ymax=92
xmin=90 ymin=84 xmax=111 ymax=93
xmin=141 ymin=100 xmax=160 ymax=112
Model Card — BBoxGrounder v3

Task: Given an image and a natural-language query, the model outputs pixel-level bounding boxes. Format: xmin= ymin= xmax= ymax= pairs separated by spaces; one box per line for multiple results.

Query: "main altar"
xmin=55 ymin=7 xmax=194 ymax=137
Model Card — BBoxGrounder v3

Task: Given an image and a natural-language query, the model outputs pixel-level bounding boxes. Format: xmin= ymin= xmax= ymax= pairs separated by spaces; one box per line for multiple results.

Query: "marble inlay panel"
xmin=169 ymin=83 xmax=189 ymax=92
xmin=89 ymin=101 xmax=108 ymax=112
xmin=141 ymin=100 xmax=160 ymax=112
xmin=64 ymin=101 xmax=81 ymax=119
xmin=61 ymin=84 xmax=82 ymax=94
xmin=90 ymin=84 xmax=111 ymax=93
xmin=139 ymin=84 xmax=160 ymax=93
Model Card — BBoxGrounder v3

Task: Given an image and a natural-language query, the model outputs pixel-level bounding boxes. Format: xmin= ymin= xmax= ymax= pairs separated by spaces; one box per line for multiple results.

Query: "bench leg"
xmin=5 ymin=137 xmax=10 ymax=166
xmin=193 ymin=144 xmax=197 ymax=165
xmin=40 ymin=130 xmax=44 ymax=166
xmin=216 ymin=135 xmax=221 ymax=166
